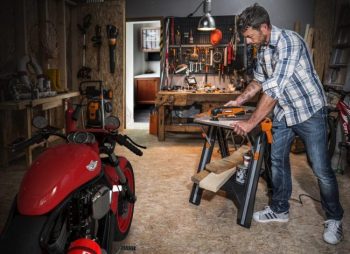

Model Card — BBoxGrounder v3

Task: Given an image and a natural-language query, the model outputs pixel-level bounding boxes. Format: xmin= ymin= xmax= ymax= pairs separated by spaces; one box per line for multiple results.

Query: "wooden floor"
xmin=0 ymin=129 xmax=349 ymax=253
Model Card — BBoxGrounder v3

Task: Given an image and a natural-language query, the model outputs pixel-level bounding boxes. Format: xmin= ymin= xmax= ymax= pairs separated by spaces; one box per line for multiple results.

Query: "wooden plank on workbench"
xmin=156 ymin=91 xmax=241 ymax=106
xmin=165 ymin=124 xmax=202 ymax=132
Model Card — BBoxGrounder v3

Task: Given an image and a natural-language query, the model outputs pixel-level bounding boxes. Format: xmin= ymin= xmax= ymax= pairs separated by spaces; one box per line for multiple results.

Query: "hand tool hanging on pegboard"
xmin=160 ymin=18 xmax=170 ymax=89
xmin=77 ymin=14 xmax=92 ymax=80
xmin=106 ymin=25 xmax=118 ymax=74
xmin=91 ymin=25 xmax=102 ymax=72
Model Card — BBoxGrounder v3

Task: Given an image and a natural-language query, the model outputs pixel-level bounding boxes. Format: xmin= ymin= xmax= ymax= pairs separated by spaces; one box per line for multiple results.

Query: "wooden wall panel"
xmin=313 ymin=0 xmax=335 ymax=81
xmin=0 ymin=1 xmax=16 ymax=75
xmin=78 ymin=0 xmax=125 ymax=128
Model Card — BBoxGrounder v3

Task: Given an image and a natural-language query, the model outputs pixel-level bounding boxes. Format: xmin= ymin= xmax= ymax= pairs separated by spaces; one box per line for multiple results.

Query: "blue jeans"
xmin=270 ymin=107 xmax=343 ymax=220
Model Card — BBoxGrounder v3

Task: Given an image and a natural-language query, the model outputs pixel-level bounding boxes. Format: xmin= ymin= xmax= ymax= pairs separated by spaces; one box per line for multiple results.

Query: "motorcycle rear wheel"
xmin=114 ymin=162 xmax=135 ymax=241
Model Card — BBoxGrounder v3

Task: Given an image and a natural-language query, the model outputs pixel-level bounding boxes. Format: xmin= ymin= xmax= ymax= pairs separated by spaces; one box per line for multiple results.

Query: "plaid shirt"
xmin=254 ymin=25 xmax=327 ymax=126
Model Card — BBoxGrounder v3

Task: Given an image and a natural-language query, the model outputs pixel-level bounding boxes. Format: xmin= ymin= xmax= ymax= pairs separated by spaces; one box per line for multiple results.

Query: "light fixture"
xmin=197 ymin=0 xmax=216 ymax=31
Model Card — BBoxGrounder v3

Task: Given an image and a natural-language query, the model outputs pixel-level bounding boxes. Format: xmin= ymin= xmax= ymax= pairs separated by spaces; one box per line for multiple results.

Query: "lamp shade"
xmin=198 ymin=13 xmax=216 ymax=31
xmin=210 ymin=29 xmax=222 ymax=45
xmin=197 ymin=0 xmax=215 ymax=31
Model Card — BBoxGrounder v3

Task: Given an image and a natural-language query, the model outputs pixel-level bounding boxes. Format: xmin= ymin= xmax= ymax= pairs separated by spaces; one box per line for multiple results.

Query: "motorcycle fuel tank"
xmin=17 ymin=143 xmax=101 ymax=215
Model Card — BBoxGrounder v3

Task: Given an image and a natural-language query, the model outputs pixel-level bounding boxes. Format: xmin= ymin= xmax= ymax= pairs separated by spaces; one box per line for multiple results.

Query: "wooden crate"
xmin=149 ymin=111 xmax=158 ymax=135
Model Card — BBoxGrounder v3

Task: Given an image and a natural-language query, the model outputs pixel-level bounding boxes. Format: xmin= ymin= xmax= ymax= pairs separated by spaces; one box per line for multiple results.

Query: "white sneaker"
xmin=323 ymin=220 xmax=343 ymax=245
xmin=253 ymin=206 xmax=289 ymax=223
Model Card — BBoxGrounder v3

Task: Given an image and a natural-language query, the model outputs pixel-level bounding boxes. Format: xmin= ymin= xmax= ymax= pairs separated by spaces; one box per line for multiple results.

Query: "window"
xmin=141 ymin=27 xmax=160 ymax=52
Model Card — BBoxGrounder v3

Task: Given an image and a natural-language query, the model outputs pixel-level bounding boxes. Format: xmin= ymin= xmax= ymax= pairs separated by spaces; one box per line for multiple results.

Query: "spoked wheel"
xmin=114 ymin=162 xmax=135 ymax=241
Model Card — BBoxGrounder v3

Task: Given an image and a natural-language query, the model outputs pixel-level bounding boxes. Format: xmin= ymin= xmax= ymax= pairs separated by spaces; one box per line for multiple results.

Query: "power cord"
xmin=290 ymin=193 xmax=321 ymax=205
xmin=187 ymin=1 xmax=204 ymax=17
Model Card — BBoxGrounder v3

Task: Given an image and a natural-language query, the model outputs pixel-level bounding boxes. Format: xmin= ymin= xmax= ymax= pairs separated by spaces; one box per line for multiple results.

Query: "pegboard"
xmin=169 ymin=15 xmax=238 ymax=45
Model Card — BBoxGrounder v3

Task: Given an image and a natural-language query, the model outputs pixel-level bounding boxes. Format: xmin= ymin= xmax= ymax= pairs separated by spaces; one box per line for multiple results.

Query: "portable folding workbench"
xmin=189 ymin=116 xmax=272 ymax=228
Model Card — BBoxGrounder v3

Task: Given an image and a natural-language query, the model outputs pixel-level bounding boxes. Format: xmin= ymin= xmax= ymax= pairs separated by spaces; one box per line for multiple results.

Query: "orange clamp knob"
xmin=261 ymin=118 xmax=273 ymax=144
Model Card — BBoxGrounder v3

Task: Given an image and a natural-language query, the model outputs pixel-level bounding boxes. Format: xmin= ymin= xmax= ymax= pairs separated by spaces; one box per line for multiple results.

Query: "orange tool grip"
xmin=261 ymin=118 xmax=273 ymax=144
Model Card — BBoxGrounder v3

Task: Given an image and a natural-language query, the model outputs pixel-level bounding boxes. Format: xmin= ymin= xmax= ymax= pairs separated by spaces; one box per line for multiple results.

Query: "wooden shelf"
xmin=0 ymin=92 xmax=79 ymax=168
xmin=169 ymin=44 xmax=245 ymax=48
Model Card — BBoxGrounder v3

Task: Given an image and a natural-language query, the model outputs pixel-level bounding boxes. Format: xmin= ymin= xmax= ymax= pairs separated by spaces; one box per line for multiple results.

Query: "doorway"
xmin=125 ymin=19 xmax=161 ymax=129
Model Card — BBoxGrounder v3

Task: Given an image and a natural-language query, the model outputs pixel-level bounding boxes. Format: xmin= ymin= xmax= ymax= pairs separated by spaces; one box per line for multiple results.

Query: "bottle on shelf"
xmin=189 ymin=29 xmax=194 ymax=44
xmin=175 ymin=26 xmax=181 ymax=45
xmin=183 ymin=31 xmax=189 ymax=44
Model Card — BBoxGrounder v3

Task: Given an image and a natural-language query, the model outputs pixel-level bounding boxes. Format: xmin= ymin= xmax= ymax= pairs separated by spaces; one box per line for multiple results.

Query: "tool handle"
xmin=261 ymin=118 xmax=273 ymax=144
xmin=109 ymin=47 xmax=116 ymax=73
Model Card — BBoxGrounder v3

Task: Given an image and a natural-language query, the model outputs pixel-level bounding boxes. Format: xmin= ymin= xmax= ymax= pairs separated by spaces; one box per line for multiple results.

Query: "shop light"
xmin=197 ymin=0 xmax=216 ymax=31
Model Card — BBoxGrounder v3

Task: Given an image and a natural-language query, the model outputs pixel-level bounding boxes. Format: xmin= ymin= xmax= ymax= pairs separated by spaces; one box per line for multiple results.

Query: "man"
xmin=225 ymin=4 xmax=344 ymax=244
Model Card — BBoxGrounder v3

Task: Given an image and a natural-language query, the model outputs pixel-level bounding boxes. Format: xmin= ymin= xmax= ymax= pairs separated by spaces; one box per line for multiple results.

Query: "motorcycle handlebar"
xmin=115 ymin=134 xmax=143 ymax=156
xmin=10 ymin=133 xmax=44 ymax=153
xmin=72 ymin=104 xmax=82 ymax=121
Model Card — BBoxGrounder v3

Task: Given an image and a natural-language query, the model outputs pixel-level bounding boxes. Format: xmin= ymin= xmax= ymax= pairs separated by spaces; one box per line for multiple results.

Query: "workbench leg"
xmin=25 ymin=107 xmax=33 ymax=167
xmin=263 ymin=143 xmax=273 ymax=192
xmin=62 ymin=99 xmax=67 ymax=134
xmin=237 ymin=133 xmax=266 ymax=228
xmin=158 ymin=105 xmax=165 ymax=141
xmin=189 ymin=126 xmax=217 ymax=205
xmin=0 ymin=110 xmax=11 ymax=169
xmin=44 ymin=109 xmax=50 ymax=148
xmin=217 ymin=127 xmax=229 ymax=158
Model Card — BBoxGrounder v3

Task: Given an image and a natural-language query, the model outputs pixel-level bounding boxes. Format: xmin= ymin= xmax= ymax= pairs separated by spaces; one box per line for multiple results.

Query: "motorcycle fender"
xmin=104 ymin=156 xmax=129 ymax=214
xmin=17 ymin=143 xmax=101 ymax=215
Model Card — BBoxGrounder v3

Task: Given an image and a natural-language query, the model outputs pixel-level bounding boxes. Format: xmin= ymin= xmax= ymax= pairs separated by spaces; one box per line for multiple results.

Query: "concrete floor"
xmin=0 ymin=129 xmax=349 ymax=253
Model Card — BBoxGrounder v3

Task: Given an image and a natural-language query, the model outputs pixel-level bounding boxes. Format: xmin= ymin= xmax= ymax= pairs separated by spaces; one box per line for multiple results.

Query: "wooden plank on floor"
xmin=205 ymin=145 xmax=249 ymax=174
xmin=199 ymin=168 xmax=236 ymax=193
xmin=191 ymin=170 xmax=210 ymax=184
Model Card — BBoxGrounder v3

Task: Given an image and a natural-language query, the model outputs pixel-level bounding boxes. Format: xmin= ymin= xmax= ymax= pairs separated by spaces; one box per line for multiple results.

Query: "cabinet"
xmin=134 ymin=77 xmax=159 ymax=105
xmin=141 ymin=28 xmax=160 ymax=52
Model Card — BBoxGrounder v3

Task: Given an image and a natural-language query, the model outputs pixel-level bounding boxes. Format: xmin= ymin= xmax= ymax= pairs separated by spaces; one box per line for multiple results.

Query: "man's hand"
xmin=231 ymin=93 xmax=277 ymax=136
xmin=223 ymin=81 xmax=261 ymax=108
xmin=230 ymin=120 xmax=256 ymax=136
xmin=224 ymin=100 xmax=239 ymax=107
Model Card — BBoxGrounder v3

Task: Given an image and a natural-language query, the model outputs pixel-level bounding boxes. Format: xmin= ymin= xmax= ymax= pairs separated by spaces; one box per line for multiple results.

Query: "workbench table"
xmin=155 ymin=91 xmax=243 ymax=141
xmin=189 ymin=116 xmax=271 ymax=228
xmin=0 ymin=91 xmax=80 ymax=168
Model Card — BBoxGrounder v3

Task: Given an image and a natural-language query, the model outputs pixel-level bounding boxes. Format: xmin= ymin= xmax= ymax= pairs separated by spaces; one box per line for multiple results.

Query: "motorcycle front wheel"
xmin=114 ymin=162 xmax=135 ymax=241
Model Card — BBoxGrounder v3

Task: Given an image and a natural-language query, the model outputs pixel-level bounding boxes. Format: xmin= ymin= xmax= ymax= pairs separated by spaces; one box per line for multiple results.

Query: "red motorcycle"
xmin=0 ymin=81 xmax=145 ymax=254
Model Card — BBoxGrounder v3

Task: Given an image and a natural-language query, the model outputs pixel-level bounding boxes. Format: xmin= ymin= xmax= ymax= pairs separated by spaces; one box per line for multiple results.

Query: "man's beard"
xmin=256 ymin=32 xmax=268 ymax=49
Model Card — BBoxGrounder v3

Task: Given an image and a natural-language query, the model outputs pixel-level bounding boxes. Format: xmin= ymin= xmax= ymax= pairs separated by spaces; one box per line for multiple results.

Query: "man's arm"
xmin=225 ymin=80 xmax=262 ymax=107
xmin=231 ymin=93 xmax=276 ymax=135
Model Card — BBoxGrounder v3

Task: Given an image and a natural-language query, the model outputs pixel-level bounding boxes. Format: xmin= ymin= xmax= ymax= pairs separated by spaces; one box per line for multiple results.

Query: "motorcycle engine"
xmin=47 ymin=185 xmax=112 ymax=253
xmin=91 ymin=186 xmax=111 ymax=220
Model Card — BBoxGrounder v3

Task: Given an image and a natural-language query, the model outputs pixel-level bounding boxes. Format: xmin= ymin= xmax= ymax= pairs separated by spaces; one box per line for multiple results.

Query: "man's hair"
xmin=237 ymin=3 xmax=271 ymax=33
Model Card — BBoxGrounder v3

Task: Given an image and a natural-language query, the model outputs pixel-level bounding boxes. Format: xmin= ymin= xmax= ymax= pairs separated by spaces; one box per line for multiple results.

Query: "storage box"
xmin=149 ymin=111 xmax=158 ymax=135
